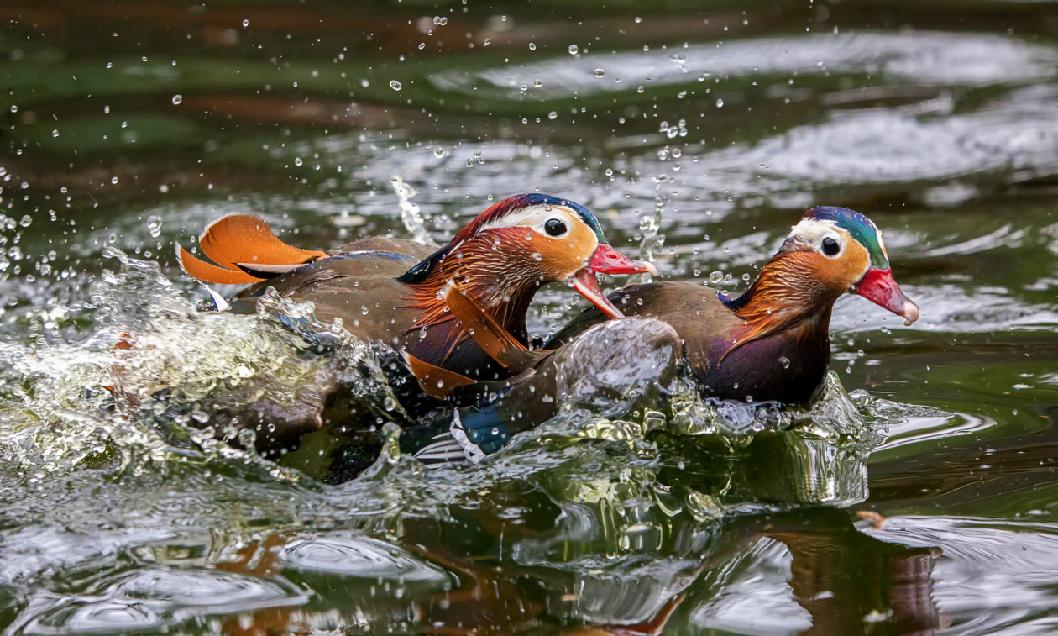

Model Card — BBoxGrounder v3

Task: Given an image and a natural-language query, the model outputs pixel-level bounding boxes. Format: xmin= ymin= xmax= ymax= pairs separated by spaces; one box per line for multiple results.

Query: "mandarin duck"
xmin=547 ymin=206 xmax=919 ymax=405
xmin=411 ymin=206 xmax=918 ymax=466
xmin=176 ymin=193 xmax=654 ymax=410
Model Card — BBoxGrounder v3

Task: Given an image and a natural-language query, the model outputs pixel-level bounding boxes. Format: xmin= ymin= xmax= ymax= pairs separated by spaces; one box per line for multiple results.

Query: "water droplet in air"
xmin=111 ymin=176 xmax=119 ymax=184
xmin=389 ymin=80 xmax=402 ymax=91
xmin=779 ymin=356 xmax=791 ymax=369
xmin=51 ymin=129 xmax=60 ymax=138
xmin=433 ymin=16 xmax=448 ymax=26
xmin=547 ymin=111 xmax=558 ymax=120
xmin=19 ymin=215 xmax=32 ymax=228
xmin=171 ymin=94 xmax=182 ymax=105
xmin=242 ymin=18 xmax=249 ymax=27
xmin=567 ymin=44 xmax=579 ymax=55
xmin=528 ymin=42 xmax=537 ymax=51
xmin=634 ymin=16 xmax=643 ymax=23
xmin=433 ymin=147 xmax=445 ymax=158
xmin=294 ymin=157 xmax=303 ymax=167
xmin=593 ymin=68 xmax=605 ymax=78
xmin=715 ymin=98 xmax=725 ymax=108
xmin=9 ymin=105 xmax=17 ymax=113
xmin=146 ymin=215 xmax=162 ymax=238
xmin=709 ymin=271 xmax=724 ymax=283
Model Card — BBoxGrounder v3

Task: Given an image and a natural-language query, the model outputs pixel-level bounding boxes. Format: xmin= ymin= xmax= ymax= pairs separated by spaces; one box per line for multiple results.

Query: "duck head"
xmin=723 ymin=206 xmax=918 ymax=354
xmin=399 ymin=193 xmax=655 ymax=332
xmin=781 ymin=206 xmax=919 ymax=325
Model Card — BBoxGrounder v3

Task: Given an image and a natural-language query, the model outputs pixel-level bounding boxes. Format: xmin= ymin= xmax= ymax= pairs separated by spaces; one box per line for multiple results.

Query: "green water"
xmin=2 ymin=1 xmax=1058 ymax=633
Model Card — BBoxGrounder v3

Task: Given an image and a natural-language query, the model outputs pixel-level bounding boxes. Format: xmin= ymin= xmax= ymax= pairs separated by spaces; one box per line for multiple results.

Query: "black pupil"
xmin=822 ymin=237 xmax=840 ymax=256
xmin=544 ymin=218 xmax=567 ymax=237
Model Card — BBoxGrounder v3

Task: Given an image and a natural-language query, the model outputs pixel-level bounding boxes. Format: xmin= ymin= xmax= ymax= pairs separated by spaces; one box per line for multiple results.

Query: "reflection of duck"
xmin=549 ymin=207 xmax=919 ymax=405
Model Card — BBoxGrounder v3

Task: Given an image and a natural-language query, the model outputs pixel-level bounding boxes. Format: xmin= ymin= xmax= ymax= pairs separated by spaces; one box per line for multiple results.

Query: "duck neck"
xmin=403 ymin=236 xmax=546 ymax=355
xmin=725 ymin=251 xmax=841 ymax=352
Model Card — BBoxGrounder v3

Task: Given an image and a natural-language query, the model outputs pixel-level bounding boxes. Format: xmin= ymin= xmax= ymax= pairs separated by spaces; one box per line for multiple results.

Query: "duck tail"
xmin=175 ymin=214 xmax=328 ymax=285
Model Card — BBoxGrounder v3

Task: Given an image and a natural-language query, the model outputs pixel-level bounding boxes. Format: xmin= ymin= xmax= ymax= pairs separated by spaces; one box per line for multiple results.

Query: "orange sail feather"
xmin=176 ymin=214 xmax=328 ymax=285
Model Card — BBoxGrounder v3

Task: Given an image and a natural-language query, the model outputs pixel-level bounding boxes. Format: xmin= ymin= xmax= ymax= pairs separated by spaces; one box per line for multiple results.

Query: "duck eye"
xmin=821 ymin=236 xmax=841 ymax=257
xmin=544 ymin=218 xmax=568 ymax=237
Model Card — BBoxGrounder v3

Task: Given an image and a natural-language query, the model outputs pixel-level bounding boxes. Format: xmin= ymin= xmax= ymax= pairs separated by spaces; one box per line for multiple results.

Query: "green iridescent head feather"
xmin=805 ymin=206 xmax=890 ymax=269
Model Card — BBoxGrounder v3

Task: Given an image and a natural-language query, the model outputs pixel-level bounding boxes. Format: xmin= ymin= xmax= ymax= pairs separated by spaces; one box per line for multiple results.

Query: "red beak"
xmin=853 ymin=267 xmax=920 ymax=326
xmin=569 ymin=244 xmax=657 ymax=319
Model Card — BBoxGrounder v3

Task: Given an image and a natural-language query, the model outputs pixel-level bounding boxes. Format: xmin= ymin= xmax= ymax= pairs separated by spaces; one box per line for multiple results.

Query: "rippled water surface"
xmin=2 ymin=1 xmax=1058 ymax=633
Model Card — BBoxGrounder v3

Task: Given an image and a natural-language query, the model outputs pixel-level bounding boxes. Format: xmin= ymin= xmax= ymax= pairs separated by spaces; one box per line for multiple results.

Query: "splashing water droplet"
xmin=171 ymin=94 xmax=182 ymax=105
xmin=709 ymin=271 xmax=724 ymax=284
xmin=593 ymin=68 xmax=605 ymax=78
xmin=567 ymin=44 xmax=579 ymax=55
xmin=715 ymin=98 xmax=725 ymax=108
xmin=528 ymin=42 xmax=537 ymax=51
xmin=389 ymin=80 xmax=402 ymax=91
xmin=433 ymin=147 xmax=445 ymax=159
xmin=390 ymin=176 xmax=433 ymax=245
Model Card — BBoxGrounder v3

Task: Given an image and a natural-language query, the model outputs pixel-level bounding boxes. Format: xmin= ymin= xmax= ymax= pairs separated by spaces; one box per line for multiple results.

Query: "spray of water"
xmin=389 ymin=176 xmax=435 ymax=246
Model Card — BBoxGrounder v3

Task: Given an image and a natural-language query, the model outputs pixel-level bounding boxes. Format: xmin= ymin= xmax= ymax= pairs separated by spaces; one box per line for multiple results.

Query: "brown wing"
xmin=547 ymin=281 xmax=744 ymax=375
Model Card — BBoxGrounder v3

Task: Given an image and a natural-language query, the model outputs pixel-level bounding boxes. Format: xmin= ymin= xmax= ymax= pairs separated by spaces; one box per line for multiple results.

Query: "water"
xmin=2 ymin=1 xmax=1057 ymax=633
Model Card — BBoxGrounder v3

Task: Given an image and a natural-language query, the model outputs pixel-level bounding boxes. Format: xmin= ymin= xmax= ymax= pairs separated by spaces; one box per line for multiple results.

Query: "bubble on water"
xmin=593 ymin=68 xmax=605 ymax=78
xmin=146 ymin=215 xmax=162 ymax=238
xmin=171 ymin=94 xmax=182 ymax=105
xmin=567 ymin=44 xmax=579 ymax=55
xmin=389 ymin=80 xmax=402 ymax=91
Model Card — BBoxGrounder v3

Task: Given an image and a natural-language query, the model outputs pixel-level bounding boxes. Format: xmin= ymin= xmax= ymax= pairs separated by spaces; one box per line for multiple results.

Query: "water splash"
xmin=389 ymin=176 xmax=434 ymax=246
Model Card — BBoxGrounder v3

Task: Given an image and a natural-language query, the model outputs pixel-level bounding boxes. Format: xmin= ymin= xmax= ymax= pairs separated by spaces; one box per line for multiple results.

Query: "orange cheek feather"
xmin=529 ymin=230 xmax=597 ymax=280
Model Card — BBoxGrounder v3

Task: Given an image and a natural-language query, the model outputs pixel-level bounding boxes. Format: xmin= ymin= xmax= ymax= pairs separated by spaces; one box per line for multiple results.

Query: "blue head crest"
xmin=805 ymin=206 xmax=890 ymax=269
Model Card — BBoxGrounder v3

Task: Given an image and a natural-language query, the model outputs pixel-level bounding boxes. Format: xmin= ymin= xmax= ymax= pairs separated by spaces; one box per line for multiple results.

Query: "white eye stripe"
xmin=477 ymin=204 xmax=577 ymax=237
xmin=788 ymin=218 xmax=848 ymax=255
